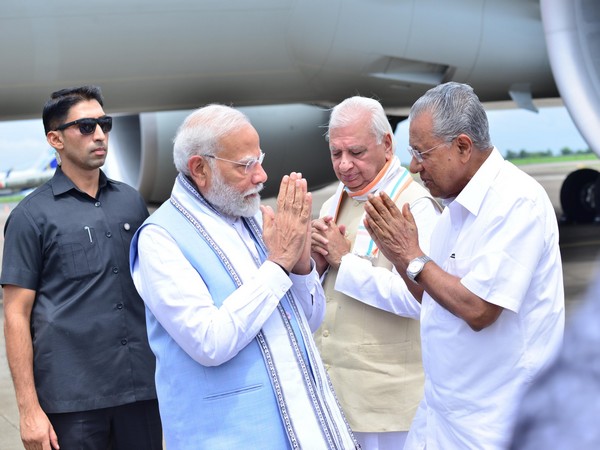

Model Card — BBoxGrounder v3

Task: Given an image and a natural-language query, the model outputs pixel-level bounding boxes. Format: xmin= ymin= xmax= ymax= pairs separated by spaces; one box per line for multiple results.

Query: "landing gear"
xmin=559 ymin=168 xmax=600 ymax=224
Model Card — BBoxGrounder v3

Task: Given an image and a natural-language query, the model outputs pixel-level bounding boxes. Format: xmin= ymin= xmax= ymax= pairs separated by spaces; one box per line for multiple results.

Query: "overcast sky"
xmin=0 ymin=105 xmax=591 ymax=173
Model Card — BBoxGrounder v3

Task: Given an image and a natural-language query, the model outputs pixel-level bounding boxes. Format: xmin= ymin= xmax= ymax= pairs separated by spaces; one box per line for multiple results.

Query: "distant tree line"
xmin=504 ymin=146 xmax=594 ymax=160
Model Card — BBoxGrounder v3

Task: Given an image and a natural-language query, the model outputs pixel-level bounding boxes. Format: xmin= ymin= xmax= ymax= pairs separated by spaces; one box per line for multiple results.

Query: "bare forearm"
xmin=4 ymin=315 xmax=41 ymax=414
xmin=417 ymin=263 xmax=502 ymax=331
xmin=3 ymin=286 xmax=59 ymax=449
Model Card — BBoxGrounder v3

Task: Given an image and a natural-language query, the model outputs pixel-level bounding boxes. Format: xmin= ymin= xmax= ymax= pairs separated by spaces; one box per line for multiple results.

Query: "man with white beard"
xmin=129 ymin=104 xmax=359 ymax=450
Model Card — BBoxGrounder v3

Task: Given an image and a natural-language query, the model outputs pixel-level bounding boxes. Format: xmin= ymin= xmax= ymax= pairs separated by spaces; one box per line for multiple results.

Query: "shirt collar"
xmin=454 ymin=147 xmax=503 ymax=216
xmin=50 ymin=165 xmax=111 ymax=197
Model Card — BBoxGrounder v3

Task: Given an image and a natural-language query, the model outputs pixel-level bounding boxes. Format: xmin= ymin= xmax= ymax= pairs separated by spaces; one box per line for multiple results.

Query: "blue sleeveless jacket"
xmin=130 ymin=201 xmax=292 ymax=450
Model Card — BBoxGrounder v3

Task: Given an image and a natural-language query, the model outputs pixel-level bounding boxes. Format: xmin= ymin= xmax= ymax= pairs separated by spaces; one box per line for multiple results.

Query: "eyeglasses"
xmin=54 ymin=116 xmax=113 ymax=135
xmin=407 ymin=138 xmax=454 ymax=163
xmin=202 ymin=152 xmax=265 ymax=173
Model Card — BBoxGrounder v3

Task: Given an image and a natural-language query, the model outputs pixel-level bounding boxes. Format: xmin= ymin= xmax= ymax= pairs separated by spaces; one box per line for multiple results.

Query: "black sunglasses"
xmin=54 ymin=116 xmax=113 ymax=135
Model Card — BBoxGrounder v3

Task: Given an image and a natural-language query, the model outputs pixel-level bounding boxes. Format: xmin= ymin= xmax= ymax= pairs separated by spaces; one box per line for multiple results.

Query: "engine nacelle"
xmin=541 ymin=0 xmax=600 ymax=222
xmin=541 ymin=0 xmax=600 ymax=157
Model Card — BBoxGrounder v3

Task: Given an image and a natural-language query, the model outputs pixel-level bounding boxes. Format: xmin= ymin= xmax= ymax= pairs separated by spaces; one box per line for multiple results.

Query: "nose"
xmin=252 ymin=161 xmax=268 ymax=184
xmin=93 ymin=123 xmax=107 ymax=140
xmin=409 ymin=156 xmax=421 ymax=174
xmin=338 ymin=156 xmax=354 ymax=172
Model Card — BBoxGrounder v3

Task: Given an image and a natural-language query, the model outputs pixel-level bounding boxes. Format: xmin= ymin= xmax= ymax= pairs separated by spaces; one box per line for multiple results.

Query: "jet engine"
xmin=541 ymin=0 xmax=600 ymax=222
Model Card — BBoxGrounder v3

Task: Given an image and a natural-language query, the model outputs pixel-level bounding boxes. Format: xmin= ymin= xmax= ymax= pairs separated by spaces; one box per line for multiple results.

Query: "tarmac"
xmin=1 ymin=160 xmax=600 ymax=449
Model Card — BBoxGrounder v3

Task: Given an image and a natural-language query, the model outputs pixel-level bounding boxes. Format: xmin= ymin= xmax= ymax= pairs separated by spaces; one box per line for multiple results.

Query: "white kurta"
xmin=132 ymin=183 xmax=325 ymax=366
xmin=406 ymin=148 xmax=565 ymax=450
xmin=130 ymin=177 xmax=359 ymax=449
xmin=133 ymin=224 xmax=325 ymax=366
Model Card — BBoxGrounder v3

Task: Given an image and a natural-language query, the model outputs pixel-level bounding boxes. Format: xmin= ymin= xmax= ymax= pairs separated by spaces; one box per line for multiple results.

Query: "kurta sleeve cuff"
xmin=289 ymin=259 xmax=326 ymax=330
xmin=261 ymin=261 xmax=293 ymax=297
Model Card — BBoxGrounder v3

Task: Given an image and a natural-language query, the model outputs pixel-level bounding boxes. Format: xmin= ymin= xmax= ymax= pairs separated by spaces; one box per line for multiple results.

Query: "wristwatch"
xmin=406 ymin=255 xmax=432 ymax=282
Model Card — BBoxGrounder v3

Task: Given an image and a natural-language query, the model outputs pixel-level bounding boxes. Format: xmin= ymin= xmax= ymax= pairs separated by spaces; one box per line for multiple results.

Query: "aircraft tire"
xmin=560 ymin=168 xmax=600 ymax=223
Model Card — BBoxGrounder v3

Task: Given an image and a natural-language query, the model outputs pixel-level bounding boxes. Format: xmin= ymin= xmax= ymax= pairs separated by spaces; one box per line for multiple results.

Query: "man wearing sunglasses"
xmin=129 ymin=104 xmax=359 ymax=449
xmin=1 ymin=86 xmax=161 ymax=449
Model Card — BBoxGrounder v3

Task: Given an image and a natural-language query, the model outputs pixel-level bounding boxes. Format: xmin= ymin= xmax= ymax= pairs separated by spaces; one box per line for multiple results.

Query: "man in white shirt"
xmin=129 ymin=104 xmax=358 ymax=449
xmin=311 ymin=96 xmax=441 ymax=450
xmin=363 ymin=82 xmax=565 ymax=449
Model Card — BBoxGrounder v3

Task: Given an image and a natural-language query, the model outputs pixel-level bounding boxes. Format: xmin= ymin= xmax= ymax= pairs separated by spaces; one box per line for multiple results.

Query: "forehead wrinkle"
xmin=330 ymin=142 xmax=369 ymax=152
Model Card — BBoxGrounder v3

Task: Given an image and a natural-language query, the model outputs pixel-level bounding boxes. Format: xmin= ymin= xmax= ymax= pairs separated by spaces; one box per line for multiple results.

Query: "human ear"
xmin=455 ymin=134 xmax=473 ymax=160
xmin=383 ymin=133 xmax=394 ymax=159
xmin=46 ymin=130 xmax=64 ymax=151
xmin=188 ymin=155 xmax=210 ymax=188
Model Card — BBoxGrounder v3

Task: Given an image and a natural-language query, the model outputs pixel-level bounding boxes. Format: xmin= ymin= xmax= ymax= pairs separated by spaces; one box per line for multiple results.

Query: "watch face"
xmin=408 ymin=261 xmax=422 ymax=273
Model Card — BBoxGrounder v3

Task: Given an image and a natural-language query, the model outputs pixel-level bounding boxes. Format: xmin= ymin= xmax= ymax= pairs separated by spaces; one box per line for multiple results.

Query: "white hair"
xmin=172 ymin=104 xmax=252 ymax=175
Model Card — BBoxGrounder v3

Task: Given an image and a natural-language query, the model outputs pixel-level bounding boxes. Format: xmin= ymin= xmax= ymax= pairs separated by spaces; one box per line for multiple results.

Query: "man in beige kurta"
xmin=311 ymin=96 xmax=440 ymax=450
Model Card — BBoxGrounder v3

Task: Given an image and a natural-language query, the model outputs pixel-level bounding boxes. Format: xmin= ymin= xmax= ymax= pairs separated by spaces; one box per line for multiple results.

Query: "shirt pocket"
xmin=56 ymin=228 xmax=103 ymax=280
xmin=446 ymin=254 xmax=471 ymax=279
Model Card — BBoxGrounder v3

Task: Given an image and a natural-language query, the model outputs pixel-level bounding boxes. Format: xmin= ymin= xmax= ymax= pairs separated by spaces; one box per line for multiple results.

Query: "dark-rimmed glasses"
xmin=54 ymin=116 xmax=113 ymax=135
xmin=202 ymin=152 xmax=265 ymax=173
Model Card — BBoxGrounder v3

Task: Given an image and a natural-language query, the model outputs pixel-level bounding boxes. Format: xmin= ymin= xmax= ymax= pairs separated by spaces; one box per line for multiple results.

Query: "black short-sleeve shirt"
xmin=1 ymin=167 xmax=157 ymax=413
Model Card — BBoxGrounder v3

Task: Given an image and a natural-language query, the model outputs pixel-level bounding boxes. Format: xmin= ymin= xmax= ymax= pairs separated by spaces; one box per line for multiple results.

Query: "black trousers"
xmin=47 ymin=399 xmax=162 ymax=450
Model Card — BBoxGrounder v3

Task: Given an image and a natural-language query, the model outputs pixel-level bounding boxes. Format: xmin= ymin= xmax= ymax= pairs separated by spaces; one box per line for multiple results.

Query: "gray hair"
xmin=327 ymin=96 xmax=395 ymax=149
xmin=409 ymin=82 xmax=492 ymax=150
xmin=173 ymin=104 xmax=252 ymax=175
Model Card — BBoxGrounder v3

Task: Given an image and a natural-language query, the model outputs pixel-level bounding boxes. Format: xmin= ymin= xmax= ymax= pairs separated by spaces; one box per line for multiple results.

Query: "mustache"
xmin=244 ymin=183 xmax=264 ymax=196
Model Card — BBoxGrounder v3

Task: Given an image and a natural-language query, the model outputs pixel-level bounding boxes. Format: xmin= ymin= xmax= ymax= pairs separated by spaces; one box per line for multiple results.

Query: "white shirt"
xmin=131 ymin=183 xmax=326 ymax=368
xmin=407 ymin=149 xmax=565 ymax=449
xmin=334 ymin=196 xmax=440 ymax=319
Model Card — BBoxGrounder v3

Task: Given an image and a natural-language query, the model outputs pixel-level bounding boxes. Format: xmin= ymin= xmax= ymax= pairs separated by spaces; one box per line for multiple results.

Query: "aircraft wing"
xmin=1 ymin=0 xmax=559 ymax=118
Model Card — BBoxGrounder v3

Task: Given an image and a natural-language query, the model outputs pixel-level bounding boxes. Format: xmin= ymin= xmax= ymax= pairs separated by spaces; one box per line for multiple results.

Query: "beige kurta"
xmin=315 ymin=182 xmax=435 ymax=433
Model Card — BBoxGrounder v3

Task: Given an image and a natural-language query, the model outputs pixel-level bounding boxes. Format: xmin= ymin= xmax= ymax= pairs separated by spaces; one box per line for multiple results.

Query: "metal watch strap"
xmin=407 ymin=255 xmax=432 ymax=282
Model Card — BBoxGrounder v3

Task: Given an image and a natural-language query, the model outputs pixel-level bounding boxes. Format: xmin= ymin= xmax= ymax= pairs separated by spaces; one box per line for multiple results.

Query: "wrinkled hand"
xmin=364 ymin=192 xmax=422 ymax=270
xmin=20 ymin=405 xmax=59 ymax=450
xmin=261 ymin=172 xmax=312 ymax=274
xmin=311 ymin=216 xmax=350 ymax=272
xmin=310 ymin=218 xmax=330 ymax=275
